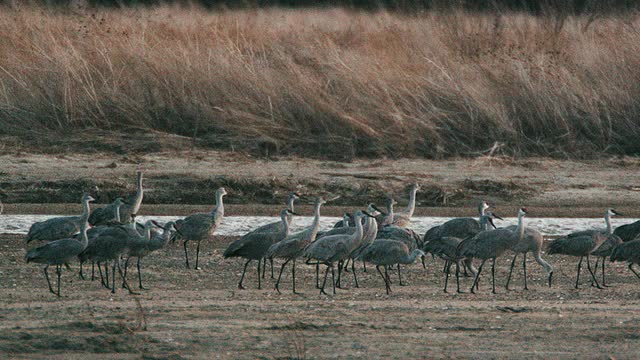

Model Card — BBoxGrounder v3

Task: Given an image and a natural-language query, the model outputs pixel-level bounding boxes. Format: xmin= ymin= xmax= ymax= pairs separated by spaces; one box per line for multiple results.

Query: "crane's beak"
xmin=492 ymin=213 xmax=504 ymax=221
xmin=613 ymin=210 xmax=623 ymax=216
xmin=288 ymin=210 xmax=301 ymax=216
xmin=327 ymin=195 xmax=341 ymax=202
xmin=372 ymin=205 xmax=386 ymax=215
xmin=151 ymin=220 xmax=166 ymax=230
xmin=362 ymin=211 xmax=375 ymax=218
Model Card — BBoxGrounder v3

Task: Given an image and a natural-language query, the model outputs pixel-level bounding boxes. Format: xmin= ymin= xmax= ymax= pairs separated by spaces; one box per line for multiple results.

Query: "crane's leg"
xmin=274 ymin=259 xmax=289 ymax=294
xmin=320 ymin=266 xmax=331 ymax=295
xmin=455 ymin=261 xmax=462 ymax=293
xmin=238 ymin=259 xmax=251 ymax=289
xmin=397 ymin=264 xmax=406 ymax=286
xmin=331 ymin=264 xmax=337 ymax=295
xmin=261 ymin=257 xmax=266 ymax=279
xmin=471 ymin=259 xmax=486 ymax=294
xmin=111 ymin=260 xmax=117 ymax=294
xmin=351 ymin=258 xmax=359 ymax=288
xmin=270 ymin=258 xmax=274 ymax=279
xmin=43 ymin=265 xmax=54 ymax=294
xmin=292 ymin=260 xmax=299 ymax=294
xmin=443 ymin=260 xmax=451 ymax=293
xmin=575 ymin=256 xmax=583 ymax=288
xmin=91 ymin=261 xmax=95 ymax=281
xmin=491 ymin=258 xmax=497 ymax=294
xmin=384 ymin=266 xmax=392 ymax=294
xmin=257 ymin=258 xmax=262 ymax=290
xmin=376 ymin=265 xmax=389 ymax=295
xmin=122 ymin=256 xmax=130 ymax=289
xmin=79 ymin=260 xmax=85 ymax=280
xmin=137 ymin=257 xmax=146 ymax=290
xmin=97 ymin=262 xmax=106 ymax=288
xmin=601 ymin=257 xmax=608 ymax=287
xmin=522 ymin=252 xmax=528 ymax=290
xmin=183 ymin=240 xmax=190 ymax=269
xmin=421 ymin=255 xmax=426 ymax=269
xmin=586 ymin=255 xmax=602 ymax=289
xmin=194 ymin=241 xmax=201 ymax=270
xmin=105 ymin=262 xmax=110 ymax=289
xmin=55 ymin=264 xmax=62 ymax=297
xmin=442 ymin=261 xmax=448 ymax=274
xmin=505 ymin=253 xmax=518 ymax=291
xmin=336 ymin=260 xmax=342 ymax=289
xmin=316 ymin=263 xmax=320 ymax=289
xmin=628 ymin=263 xmax=640 ymax=280
xmin=362 ymin=259 xmax=367 ymax=273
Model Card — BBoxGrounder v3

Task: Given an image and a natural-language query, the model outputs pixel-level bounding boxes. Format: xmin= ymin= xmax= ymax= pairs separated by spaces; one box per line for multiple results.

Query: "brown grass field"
xmin=2 ymin=233 xmax=640 ymax=359
xmin=1 ymin=6 xmax=640 ymax=158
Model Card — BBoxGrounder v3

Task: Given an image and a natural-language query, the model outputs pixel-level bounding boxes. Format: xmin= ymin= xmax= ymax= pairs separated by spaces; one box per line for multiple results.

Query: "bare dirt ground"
xmin=2 ymin=234 xmax=640 ymax=359
xmin=1 ymin=151 xmax=640 ymax=217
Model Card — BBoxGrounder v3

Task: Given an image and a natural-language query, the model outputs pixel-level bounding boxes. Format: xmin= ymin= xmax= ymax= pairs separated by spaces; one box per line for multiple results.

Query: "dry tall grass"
xmin=1 ymin=6 xmax=640 ymax=158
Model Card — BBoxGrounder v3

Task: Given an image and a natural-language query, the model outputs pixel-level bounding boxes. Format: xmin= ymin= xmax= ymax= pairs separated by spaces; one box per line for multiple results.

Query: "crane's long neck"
xmin=516 ymin=213 xmax=525 ymax=241
xmin=534 ymin=251 xmax=553 ymax=275
xmin=387 ymin=202 xmax=395 ymax=224
xmin=605 ymin=212 xmax=612 ymax=235
xmin=405 ymin=189 xmax=417 ymax=217
xmin=131 ymin=174 xmax=144 ymax=214
xmin=79 ymin=221 xmax=90 ymax=249
xmin=479 ymin=205 xmax=486 ymax=219
xmin=81 ymin=198 xmax=91 ymax=222
xmin=114 ymin=203 xmax=122 ymax=223
xmin=365 ymin=216 xmax=377 ymax=241
xmin=352 ymin=216 xmax=364 ymax=243
xmin=212 ymin=193 xmax=225 ymax=217
xmin=286 ymin=198 xmax=296 ymax=226
xmin=479 ymin=216 xmax=490 ymax=231
xmin=308 ymin=203 xmax=323 ymax=242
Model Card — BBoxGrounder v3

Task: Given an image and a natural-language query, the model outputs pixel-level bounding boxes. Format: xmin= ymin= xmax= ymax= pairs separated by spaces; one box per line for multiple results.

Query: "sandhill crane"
xmin=613 ymin=220 xmax=640 ymax=242
xmin=25 ymin=195 xmax=94 ymax=296
xmin=224 ymin=208 xmax=295 ymax=289
xmin=333 ymin=213 xmax=354 ymax=228
xmin=377 ymin=197 xmax=396 ymax=227
xmin=122 ymin=221 xmax=175 ymax=290
xmin=392 ymin=183 xmax=420 ymax=227
xmin=76 ymin=197 xmax=125 ymax=280
xmin=357 ymin=240 xmax=425 ymax=294
xmin=590 ymin=234 xmax=622 ymax=287
xmin=458 ymin=208 xmax=528 ymax=294
xmin=174 ymin=187 xmax=227 ymax=269
xmin=547 ymin=208 xmax=621 ymax=289
xmin=303 ymin=211 xmax=371 ymax=295
xmin=80 ymin=216 xmax=151 ymax=293
xmin=424 ymin=213 xmax=497 ymax=293
xmin=504 ymin=225 xmax=554 ymax=290
xmin=254 ymin=192 xmax=299 ymax=279
xmin=423 ymin=201 xmax=490 ymax=245
xmin=25 ymin=194 xmax=95 ymax=243
xmin=265 ymin=197 xmax=326 ymax=293
xmin=90 ymin=171 xmax=144 ymax=225
xmin=610 ymin=239 xmax=640 ymax=280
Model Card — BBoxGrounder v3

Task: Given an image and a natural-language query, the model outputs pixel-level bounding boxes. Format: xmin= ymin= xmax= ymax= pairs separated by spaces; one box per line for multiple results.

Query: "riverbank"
xmin=1 ymin=151 xmax=639 ymax=217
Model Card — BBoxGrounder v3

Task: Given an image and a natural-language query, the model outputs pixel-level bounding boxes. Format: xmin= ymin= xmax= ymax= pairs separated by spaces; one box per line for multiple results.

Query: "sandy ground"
xmin=2 ymin=234 xmax=640 ymax=359
xmin=1 ymin=151 xmax=640 ymax=217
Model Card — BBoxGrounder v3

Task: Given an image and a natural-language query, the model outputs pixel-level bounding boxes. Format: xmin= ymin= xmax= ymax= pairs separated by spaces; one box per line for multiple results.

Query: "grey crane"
xmin=503 ymin=226 xmax=554 ymax=290
xmin=253 ymin=192 xmax=299 ymax=279
xmin=174 ymin=187 xmax=227 ymax=269
xmin=76 ymin=197 xmax=125 ymax=280
xmin=392 ymin=183 xmax=420 ymax=228
xmin=613 ymin=220 xmax=640 ymax=242
xmin=424 ymin=213 xmax=497 ymax=293
xmin=458 ymin=208 xmax=528 ymax=294
xmin=265 ymin=197 xmax=326 ymax=293
xmin=122 ymin=220 xmax=175 ymax=290
xmin=333 ymin=213 xmax=354 ymax=228
xmin=357 ymin=240 xmax=425 ymax=294
xmin=89 ymin=171 xmax=144 ymax=226
xmin=224 ymin=208 xmax=295 ymax=289
xmin=547 ymin=208 xmax=622 ymax=289
xmin=25 ymin=194 xmax=95 ymax=243
xmin=610 ymin=239 xmax=640 ymax=280
xmin=423 ymin=201 xmax=490 ymax=273
xmin=591 ymin=234 xmax=623 ymax=287
xmin=303 ymin=211 xmax=372 ymax=295
xmin=373 ymin=225 xmax=424 ymax=285
xmin=25 ymin=195 xmax=94 ymax=296
xmin=377 ymin=197 xmax=396 ymax=227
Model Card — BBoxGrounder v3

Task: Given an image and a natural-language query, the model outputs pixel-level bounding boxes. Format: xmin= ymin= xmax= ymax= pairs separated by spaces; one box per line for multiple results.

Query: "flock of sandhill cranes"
xmin=17 ymin=171 xmax=640 ymax=297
